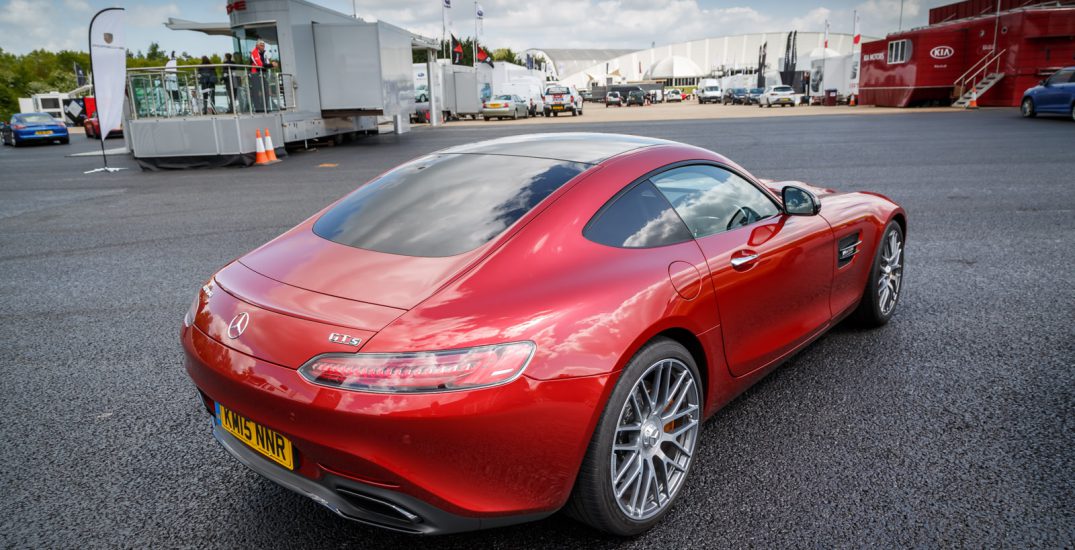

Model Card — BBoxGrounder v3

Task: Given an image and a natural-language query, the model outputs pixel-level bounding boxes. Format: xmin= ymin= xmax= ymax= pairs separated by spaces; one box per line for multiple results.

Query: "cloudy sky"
xmin=0 ymin=0 xmax=947 ymax=56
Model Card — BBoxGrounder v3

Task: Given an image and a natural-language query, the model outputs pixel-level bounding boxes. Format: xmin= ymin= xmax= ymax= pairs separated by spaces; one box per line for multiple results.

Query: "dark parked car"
xmin=723 ymin=88 xmax=749 ymax=105
xmin=2 ymin=112 xmax=69 ymax=146
xmin=1021 ymin=66 xmax=1075 ymax=121
xmin=746 ymin=88 xmax=765 ymax=105
xmin=626 ymin=90 xmax=647 ymax=106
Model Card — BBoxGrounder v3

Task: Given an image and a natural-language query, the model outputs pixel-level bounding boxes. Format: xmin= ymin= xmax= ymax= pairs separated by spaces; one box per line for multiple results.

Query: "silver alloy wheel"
xmin=610 ymin=358 xmax=700 ymax=521
xmin=1021 ymin=98 xmax=1033 ymax=117
xmin=877 ymin=229 xmax=904 ymax=316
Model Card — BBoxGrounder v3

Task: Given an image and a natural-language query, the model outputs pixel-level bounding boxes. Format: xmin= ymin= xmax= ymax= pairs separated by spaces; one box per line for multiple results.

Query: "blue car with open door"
xmin=1020 ymin=66 xmax=1075 ymax=121
xmin=1 ymin=112 xmax=70 ymax=146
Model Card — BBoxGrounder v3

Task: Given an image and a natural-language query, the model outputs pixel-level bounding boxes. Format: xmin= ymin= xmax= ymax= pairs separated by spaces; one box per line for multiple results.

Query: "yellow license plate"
xmin=552 ymin=105 xmax=564 ymax=110
xmin=216 ymin=402 xmax=295 ymax=470
xmin=35 ymin=131 xmax=53 ymax=135
xmin=488 ymin=103 xmax=502 ymax=108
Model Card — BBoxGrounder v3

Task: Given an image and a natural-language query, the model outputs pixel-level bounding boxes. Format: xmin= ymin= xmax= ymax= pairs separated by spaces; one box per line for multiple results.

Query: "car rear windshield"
xmin=313 ymin=154 xmax=587 ymax=257
xmin=705 ymin=87 xmax=720 ymax=91
xmin=493 ymin=95 xmax=513 ymax=100
xmin=546 ymin=86 xmax=570 ymax=95
xmin=773 ymin=86 xmax=793 ymax=92
xmin=18 ymin=114 xmax=57 ymax=124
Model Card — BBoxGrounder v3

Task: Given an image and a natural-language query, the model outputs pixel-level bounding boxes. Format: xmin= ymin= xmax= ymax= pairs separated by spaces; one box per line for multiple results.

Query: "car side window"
xmin=584 ymin=181 xmax=693 ymax=248
xmin=1047 ymin=69 xmax=1073 ymax=85
xmin=650 ymin=165 xmax=779 ymax=239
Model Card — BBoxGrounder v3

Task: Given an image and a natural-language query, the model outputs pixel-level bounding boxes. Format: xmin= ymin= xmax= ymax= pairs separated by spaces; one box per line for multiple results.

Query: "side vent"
xmin=837 ymin=232 xmax=861 ymax=268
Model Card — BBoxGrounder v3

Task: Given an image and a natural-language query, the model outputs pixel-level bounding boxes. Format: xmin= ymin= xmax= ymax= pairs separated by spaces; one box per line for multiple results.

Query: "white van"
xmin=697 ymin=78 xmax=723 ymax=104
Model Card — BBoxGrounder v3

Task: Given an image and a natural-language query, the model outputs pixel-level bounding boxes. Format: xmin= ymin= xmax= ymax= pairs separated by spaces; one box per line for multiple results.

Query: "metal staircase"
xmin=952 ymin=49 xmax=1007 ymax=108
xmin=953 ymin=72 xmax=1005 ymax=107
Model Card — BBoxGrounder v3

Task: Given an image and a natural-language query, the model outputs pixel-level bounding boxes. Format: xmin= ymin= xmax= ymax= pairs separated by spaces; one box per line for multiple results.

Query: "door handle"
xmin=730 ymin=253 xmax=759 ymax=268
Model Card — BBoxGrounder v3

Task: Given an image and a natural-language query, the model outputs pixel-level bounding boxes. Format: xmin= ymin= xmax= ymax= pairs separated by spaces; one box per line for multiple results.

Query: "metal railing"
xmin=954 ymin=48 xmax=1007 ymax=98
xmin=126 ymin=64 xmax=295 ymax=119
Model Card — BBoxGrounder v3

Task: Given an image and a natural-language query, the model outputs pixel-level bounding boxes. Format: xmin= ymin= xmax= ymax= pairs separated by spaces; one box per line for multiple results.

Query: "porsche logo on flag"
xmin=103 ymin=33 xmax=113 ymax=44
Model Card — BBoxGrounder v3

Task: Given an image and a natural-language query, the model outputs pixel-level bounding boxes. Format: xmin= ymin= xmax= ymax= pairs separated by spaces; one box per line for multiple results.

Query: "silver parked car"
xmin=482 ymin=95 xmax=529 ymax=120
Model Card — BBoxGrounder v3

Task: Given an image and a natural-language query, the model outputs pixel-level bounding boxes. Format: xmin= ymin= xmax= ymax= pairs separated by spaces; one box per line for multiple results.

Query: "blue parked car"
xmin=1020 ymin=66 xmax=1075 ymax=121
xmin=1 ymin=112 xmax=70 ymax=146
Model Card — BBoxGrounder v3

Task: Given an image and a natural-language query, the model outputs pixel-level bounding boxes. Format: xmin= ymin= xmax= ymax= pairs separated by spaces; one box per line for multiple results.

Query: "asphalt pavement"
xmin=0 ymin=109 xmax=1072 ymax=548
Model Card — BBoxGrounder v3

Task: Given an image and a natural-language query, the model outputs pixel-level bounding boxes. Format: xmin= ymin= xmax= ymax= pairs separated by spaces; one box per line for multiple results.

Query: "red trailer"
xmin=859 ymin=1 xmax=1075 ymax=107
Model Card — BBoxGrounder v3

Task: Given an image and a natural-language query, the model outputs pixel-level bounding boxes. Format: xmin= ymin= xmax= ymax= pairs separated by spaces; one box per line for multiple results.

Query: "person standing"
xmin=164 ymin=51 xmax=179 ymax=114
xmin=250 ymin=40 xmax=268 ymax=112
xmin=197 ymin=56 xmax=218 ymax=114
xmin=222 ymin=53 xmax=240 ymax=113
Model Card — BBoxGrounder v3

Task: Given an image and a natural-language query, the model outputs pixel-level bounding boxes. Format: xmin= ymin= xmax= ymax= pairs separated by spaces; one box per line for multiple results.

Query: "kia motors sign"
xmin=930 ymin=46 xmax=954 ymax=60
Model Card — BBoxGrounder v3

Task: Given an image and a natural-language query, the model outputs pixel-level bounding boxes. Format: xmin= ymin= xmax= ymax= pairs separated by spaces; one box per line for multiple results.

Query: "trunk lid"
xmin=238 ymin=224 xmax=483 ymax=311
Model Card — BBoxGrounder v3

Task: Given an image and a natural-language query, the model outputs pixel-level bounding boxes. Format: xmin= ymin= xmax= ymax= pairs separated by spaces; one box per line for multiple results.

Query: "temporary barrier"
xmin=263 ymin=128 xmax=279 ymax=162
xmin=254 ymin=129 xmax=270 ymax=165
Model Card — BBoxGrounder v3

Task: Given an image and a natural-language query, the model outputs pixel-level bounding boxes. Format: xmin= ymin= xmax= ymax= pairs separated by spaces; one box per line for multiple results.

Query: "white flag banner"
xmin=89 ymin=8 xmax=126 ymax=142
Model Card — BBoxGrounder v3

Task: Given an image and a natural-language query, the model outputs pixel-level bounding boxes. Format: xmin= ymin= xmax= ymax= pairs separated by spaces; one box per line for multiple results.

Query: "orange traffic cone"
xmin=966 ymin=88 xmax=979 ymax=110
xmin=849 ymin=94 xmax=856 ymax=106
xmin=263 ymin=128 xmax=279 ymax=162
xmin=254 ymin=129 xmax=269 ymax=165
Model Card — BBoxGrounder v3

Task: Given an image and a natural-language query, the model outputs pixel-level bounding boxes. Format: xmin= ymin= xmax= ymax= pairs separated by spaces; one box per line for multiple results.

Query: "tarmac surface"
xmin=1 ymin=109 xmax=1072 ymax=548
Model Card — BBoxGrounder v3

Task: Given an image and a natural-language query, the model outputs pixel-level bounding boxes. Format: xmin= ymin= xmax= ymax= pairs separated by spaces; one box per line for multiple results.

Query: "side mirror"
xmin=782 ymin=185 xmax=820 ymax=216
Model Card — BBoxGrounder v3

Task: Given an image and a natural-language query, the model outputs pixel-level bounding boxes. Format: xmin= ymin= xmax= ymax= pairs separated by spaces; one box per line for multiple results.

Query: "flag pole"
xmin=85 ymin=7 xmax=126 ymax=174
xmin=473 ymin=0 xmax=478 ymax=66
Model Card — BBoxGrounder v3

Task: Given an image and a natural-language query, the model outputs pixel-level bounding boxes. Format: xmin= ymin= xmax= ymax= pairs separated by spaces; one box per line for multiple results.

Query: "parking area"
xmin=0 ymin=109 xmax=1072 ymax=548
xmin=443 ymin=99 xmax=958 ymax=126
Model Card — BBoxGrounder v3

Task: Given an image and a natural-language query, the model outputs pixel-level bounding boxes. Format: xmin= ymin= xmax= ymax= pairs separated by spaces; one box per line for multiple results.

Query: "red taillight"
xmin=299 ymin=341 xmax=535 ymax=393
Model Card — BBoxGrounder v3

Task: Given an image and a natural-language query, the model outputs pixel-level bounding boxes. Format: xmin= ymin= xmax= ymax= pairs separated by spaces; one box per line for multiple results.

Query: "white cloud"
xmin=0 ymin=0 xmax=81 ymax=51
xmin=0 ymin=0 xmax=933 ymax=56
xmin=128 ymin=3 xmax=181 ymax=28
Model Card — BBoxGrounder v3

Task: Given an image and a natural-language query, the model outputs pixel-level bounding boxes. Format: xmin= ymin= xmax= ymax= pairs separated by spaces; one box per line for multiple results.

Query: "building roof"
xmin=527 ymin=48 xmax=640 ymax=80
xmin=646 ymin=56 xmax=704 ymax=78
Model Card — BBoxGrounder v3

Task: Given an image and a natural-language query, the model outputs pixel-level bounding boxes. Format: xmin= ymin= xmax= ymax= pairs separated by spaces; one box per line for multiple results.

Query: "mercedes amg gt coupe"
xmin=181 ymin=133 xmax=906 ymax=535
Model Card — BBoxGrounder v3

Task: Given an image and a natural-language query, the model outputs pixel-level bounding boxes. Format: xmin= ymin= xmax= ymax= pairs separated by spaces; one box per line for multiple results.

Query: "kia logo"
xmin=930 ymin=46 xmax=954 ymax=60
xmin=226 ymin=1 xmax=247 ymax=14
xmin=227 ymin=312 xmax=249 ymax=339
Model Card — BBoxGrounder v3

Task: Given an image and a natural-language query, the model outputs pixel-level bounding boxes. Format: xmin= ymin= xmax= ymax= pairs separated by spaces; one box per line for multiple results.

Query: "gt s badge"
xmin=328 ymin=333 xmax=362 ymax=347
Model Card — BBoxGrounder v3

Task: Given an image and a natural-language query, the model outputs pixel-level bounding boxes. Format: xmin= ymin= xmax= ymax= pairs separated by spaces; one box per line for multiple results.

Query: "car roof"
xmin=439 ymin=133 xmax=674 ymax=164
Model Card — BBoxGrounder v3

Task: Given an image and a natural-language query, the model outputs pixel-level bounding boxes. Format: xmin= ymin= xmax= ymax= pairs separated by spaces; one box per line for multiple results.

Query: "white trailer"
xmin=131 ymin=0 xmax=439 ymax=167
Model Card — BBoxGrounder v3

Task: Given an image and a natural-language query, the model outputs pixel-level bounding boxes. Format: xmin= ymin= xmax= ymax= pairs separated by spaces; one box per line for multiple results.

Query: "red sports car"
xmin=181 ymin=133 xmax=906 ymax=535
xmin=83 ymin=114 xmax=122 ymax=140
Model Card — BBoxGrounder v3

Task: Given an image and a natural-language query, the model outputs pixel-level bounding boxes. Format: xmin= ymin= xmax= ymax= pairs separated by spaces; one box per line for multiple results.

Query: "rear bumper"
xmin=212 ymin=422 xmax=550 ymax=534
xmin=16 ymin=130 xmax=67 ymax=141
xmin=481 ymin=107 xmax=517 ymax=117
xmin=182 ymin=324 xmax=611 ymax=532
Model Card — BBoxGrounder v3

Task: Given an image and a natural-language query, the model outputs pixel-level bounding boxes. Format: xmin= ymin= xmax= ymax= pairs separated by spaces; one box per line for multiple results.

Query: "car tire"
xmin=851 ymin=220 xmax=905 ymax=328
xmin=513 ymin=110 xmax=519 ymax=120
xmin=61 ymin=137 xmax=69 ymax=144
xmin=565 ymin=337 xmax=702 ymax=536
xmin=1020 ymin=98 xmax=1035 ymax=118
xmin=1070 ymin=102 xmax=1074 ymax=122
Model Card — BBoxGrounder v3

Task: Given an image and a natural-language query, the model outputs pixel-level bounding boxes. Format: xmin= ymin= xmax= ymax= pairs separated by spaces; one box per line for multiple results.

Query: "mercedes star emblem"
xmin=227 ymin=312 xmax=249 ymax=339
